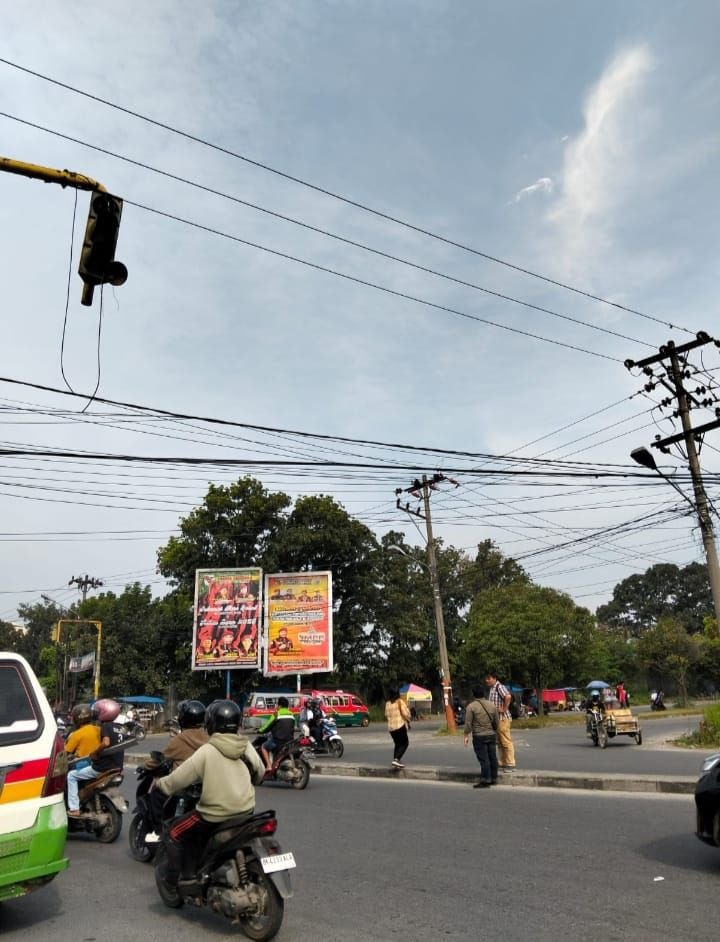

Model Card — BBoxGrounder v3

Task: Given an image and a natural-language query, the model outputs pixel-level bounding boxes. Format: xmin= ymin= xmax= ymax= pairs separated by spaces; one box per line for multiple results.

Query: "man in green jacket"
xmin=258 ymin=696 xmax=296 ymax=771
xmin=156 ymin=699 xmax=265 ymax=889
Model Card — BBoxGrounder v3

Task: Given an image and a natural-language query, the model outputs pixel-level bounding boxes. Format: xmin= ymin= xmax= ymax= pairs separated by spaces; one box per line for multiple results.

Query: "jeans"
xmin=390 ymin=726 xmax=409 ymax=762
xmin=67 ymin=765 xmax=100 ymax=810
xmin=472 ymin=735 xmax=498 ymax=783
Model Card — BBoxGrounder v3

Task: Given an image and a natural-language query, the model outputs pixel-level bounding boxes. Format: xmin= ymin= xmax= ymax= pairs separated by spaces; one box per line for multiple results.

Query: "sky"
xmin=1 ymin=0 xmax=719 ymax=624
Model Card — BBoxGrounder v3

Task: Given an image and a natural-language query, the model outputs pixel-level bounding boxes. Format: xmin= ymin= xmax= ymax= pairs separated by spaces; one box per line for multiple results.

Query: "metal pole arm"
xmin=0 ymin=156 xmax=105 ymax=192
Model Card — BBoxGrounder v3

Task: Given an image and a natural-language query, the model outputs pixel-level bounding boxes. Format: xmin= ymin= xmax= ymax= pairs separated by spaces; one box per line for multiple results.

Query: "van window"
xmin=0 ymin=662 xmax=42 ymax=746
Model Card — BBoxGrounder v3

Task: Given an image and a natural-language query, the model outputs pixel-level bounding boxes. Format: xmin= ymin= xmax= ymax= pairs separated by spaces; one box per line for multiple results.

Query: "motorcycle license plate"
xmin=260 ymin=852 xmax=296 ymax=874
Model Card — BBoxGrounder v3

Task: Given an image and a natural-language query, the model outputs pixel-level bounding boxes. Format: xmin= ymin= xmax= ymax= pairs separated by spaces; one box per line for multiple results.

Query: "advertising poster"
xmin=264 ymin=571 xmax=333 ymax=676
xmin=192 ymin=568 xmax=262 ymax=671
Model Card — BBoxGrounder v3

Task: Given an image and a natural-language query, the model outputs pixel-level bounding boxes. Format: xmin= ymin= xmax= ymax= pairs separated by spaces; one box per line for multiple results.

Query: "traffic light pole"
xmin=0 ymin=156 xmax=105 ymax=193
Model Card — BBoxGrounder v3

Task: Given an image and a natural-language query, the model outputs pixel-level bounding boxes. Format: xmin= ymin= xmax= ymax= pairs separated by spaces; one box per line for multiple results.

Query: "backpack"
xmin=508 ymin=693 xmax=520 ymax=720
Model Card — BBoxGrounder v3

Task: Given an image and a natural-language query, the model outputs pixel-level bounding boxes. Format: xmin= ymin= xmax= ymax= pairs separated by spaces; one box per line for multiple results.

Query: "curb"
xmin=123 ymin=753 xmax=696 ymax=795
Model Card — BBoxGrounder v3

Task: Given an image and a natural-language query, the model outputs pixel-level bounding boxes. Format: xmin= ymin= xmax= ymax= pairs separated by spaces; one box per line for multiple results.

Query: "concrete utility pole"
xmin=0 ymin=155 xmax=127 ymax=305
xmin=626 ymin=331 xmax=720 ymax=630
xmin=69 ymin=574 xmax=104 ymax=603
xmin=395 ymin=473 xmax=458 ymax=732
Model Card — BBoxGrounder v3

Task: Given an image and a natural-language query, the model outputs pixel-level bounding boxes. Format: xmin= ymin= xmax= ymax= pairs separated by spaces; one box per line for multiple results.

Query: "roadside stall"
xmin=399 ymin=683 xmax=433 ymax=719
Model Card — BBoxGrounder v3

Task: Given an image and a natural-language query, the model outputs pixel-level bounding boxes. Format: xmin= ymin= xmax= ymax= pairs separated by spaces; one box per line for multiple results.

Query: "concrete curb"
xmin=123 ymin=753 xmax=696 ymax=795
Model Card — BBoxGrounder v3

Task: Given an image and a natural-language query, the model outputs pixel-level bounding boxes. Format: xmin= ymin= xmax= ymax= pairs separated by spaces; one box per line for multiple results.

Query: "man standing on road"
xmin=463 ymin=685 xmax=499 ymax=788
xmin=485 ymin=670 xmax=516 ymax=772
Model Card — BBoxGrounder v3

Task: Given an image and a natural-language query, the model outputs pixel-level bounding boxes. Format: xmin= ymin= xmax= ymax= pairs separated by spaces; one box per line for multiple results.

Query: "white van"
xmin=0 ymin=652 xmax=69 ymax=900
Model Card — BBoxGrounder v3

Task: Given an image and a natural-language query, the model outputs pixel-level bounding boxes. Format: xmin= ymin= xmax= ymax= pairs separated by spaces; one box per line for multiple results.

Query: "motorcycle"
xmin=300 ymin=715 xmax=344 ymax=758
xmin=66 ymin=755 xmax=129 ymax=843
xmin=252 ymin=734 xmax=311 ymax=789
xmin=586 ymin=707 xmax=608 ymax=748
xmin=154 ymin=804 xmax=295 ymax=941
xmin=129 ymin=753 xmax=202 ymax=862
xmin=453 ymin=703 xmax=466 ymax=727
xmin=115 ymin=708 xmax=147 ymax=741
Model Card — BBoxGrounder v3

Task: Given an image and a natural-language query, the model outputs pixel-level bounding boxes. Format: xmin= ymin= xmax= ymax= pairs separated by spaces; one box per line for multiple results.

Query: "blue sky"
xmin=1 ymin=1 xmax=719 ymax=622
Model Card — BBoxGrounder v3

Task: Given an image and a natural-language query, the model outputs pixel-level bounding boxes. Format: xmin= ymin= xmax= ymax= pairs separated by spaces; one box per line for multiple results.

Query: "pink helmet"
xmin=93 ymin=698 xmax=121 ymax=722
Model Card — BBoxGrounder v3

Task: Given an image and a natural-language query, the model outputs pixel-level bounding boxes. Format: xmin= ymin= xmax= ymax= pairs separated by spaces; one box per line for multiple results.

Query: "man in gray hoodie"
xmin=156 ymin=699 xmax=265 ymax=889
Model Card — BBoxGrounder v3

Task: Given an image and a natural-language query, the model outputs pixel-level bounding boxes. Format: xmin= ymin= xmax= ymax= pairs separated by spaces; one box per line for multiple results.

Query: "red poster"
xmin=192 ymin=568 xmax=262 ymax=671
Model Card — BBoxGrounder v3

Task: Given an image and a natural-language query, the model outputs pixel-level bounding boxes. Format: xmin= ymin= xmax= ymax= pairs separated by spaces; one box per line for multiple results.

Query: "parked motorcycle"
xmin=66 ymin=757 xmax=129 ymax=842
xmin=252 ymin=734 xmax=311 ymax=789
xmin=154 ymin=805 xmax=295 ymax=940
xmin=129 ymin=754 xmax=202 ymax=862
xmin=301 ymin=715 xmax=344 ymax=758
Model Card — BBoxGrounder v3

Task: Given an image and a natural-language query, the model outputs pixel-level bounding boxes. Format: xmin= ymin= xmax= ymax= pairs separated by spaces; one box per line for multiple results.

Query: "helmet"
xmin=71 ymin=703 xmax=92 ymax=726
xmin=205 ymin=699 xmax=242 ymax=735
xmin=177 ymin=699 xmax=206 ymax=729
xmin=93 ymin=698 xmax=121 ymax=722
xmin=590 ymin=690 xmax=601 ymax=699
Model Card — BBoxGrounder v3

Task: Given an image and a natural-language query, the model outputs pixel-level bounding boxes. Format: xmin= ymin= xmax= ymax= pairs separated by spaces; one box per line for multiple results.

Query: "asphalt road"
xmin=2 ymin=775 xmax=719 ymax=941
xmin=132 ymin=713 xmax=710 ymax=779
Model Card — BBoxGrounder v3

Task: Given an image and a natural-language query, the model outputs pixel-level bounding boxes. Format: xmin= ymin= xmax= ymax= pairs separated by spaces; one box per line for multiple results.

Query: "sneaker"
xmin=473 ymin=781 xmax=491 ymax=788
xmin=491 ymin=779 xmax=499 ymax=785
xmin=145 ymin=831 xmax=160 ymax=844
xmin=391 ymin=759 xmax=404 ymax=768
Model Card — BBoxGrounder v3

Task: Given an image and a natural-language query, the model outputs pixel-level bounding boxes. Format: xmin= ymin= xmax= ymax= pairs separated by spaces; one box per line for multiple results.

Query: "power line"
xmin=0 ymin=110 xmax=655 ymax=349
xmin=0 ymin=56 xmax=691 ymax=334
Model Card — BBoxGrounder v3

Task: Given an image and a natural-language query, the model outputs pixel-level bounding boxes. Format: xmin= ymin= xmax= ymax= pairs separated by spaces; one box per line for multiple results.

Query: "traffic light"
xmin=78 ymin=190 xmax=128 ymax=306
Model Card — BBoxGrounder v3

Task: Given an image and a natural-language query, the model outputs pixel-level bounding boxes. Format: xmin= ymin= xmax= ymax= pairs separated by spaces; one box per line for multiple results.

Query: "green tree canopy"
xmin=596 ymin=562 xmax=712 ymax=636
xmin=636 ymin=615 xmax=705 ymax=705
xmin=460 ymin=582 xmax=597 ymax=690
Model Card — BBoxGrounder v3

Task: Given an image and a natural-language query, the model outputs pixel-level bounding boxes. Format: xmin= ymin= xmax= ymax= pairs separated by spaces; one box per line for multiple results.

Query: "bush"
xmin=679 ymin=703 xmax=720 ymax=747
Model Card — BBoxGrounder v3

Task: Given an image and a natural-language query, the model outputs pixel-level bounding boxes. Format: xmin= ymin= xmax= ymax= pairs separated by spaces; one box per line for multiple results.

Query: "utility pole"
xmin=626 ymin=331 xmax=720 ymax=629
xmin=69 ymin=574 xmax=104 ymax=603
xmin=396 ymin=473 xmax=459 ymax=731
xmin=0 ymin=156 xmax=127 ymax=305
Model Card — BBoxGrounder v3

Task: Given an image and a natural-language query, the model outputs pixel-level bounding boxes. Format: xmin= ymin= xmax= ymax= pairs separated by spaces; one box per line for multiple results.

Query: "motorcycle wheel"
xmin=96 ymin=796 xmax=123 ymax=843
xmin=129 ymin=813 xmax=156 ymax=862
xmin=154 ymin=843 xmax=184 ymax=909
xmin=591 ymin=732 xmax=598 ymax=746
xmin=291 ymin=759 xmax=310 ymax=790
xmin=237 ymin=859 xmax=284 ymax=941
xmin=328 ymin=739 xmax=344 ymax=759
xmin=598 ymin=726 xmax=608 ymax=749
xmin=134 ymin=724 xmax=147 ymax=742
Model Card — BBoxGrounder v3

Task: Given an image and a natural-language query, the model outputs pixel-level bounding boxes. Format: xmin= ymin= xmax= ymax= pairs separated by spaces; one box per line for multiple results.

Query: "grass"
xmin=675 ymin=703 xmax=720 ymax=749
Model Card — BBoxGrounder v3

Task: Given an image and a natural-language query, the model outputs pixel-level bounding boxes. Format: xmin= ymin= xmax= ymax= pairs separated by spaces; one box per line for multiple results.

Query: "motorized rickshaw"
xmin=585 ymin=685 xmax=642 ymax=748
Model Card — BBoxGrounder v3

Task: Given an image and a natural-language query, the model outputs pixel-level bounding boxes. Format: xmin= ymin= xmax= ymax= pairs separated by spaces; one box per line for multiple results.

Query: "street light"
xmin=387 ymin=545 xmax=457 ymax=731
xmin=630 ymin=446 xmax=720 ymax=630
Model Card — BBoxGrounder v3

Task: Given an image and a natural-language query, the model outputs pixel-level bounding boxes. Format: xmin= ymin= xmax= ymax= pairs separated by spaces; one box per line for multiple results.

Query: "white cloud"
xmin=548 ymin=44 xmax=654 ymax=274
xmin=510 ymin=176 xmax=554 ymax=203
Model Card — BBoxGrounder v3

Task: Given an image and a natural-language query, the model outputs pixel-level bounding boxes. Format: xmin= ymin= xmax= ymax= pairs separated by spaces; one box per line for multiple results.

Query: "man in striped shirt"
xmin=485 ymin=671 xmax=516 ymax=772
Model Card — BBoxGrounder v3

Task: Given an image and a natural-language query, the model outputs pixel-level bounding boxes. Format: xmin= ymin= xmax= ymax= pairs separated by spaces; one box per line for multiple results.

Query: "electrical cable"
xmin=60 ymin=188 xmax=78 ymax=393
xmin=0 ymin=111 xmax=656 ymax=349
xmin=0 ymin=57 xmax=693 ymax=335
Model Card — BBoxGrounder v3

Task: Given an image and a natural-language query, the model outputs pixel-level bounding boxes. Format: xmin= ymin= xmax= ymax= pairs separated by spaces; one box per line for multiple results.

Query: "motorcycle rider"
xmin=155 ymin=699 xmax=265 ymax=892
xmin=585 ymin=690 xmax=605 ymax=733
xmin=64 ymin=703 xmax=100 ymax=762
xmin=143 ymin=700 xmax=209 ymax=830
xmin=258 ymin=696 xmax=296 ymax=771
xmin=302 ymin=697 xmax=326 ymax=749
xmin=66 ymin=698 xmax=125 ymax=817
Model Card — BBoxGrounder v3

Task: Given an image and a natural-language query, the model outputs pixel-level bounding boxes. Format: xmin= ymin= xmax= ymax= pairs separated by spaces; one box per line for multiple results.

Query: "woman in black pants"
xmin=385 ymin=687 xmax=411 ymax=768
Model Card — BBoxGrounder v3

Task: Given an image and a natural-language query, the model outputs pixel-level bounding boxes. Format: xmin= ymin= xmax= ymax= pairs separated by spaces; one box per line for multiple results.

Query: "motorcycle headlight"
xmin=701 ymin=753 xmax=720 ymax=773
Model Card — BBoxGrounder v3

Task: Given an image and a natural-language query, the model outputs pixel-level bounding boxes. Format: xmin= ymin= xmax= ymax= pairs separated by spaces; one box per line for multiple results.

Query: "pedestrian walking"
xmin=485 ymin=670 xmax=516 ymax=772
xmin=463 ymin=685 xmax=499 ymax=788
xmin=385 ymin=686 xmax=411 ymax=769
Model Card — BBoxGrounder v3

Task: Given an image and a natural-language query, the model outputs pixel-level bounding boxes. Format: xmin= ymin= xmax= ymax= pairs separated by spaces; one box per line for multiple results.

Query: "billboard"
xmin=264 ymin=571 xmax=333 ymax=676
xmin=192 ymin=568 xmax=262 ymax=671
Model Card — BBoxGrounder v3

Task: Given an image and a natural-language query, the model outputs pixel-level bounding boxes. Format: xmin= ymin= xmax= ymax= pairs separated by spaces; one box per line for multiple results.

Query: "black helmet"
xmin=205 ymin=699 xmax=242 ymax=735
xmin=178 ymin=699 xmax=206 ymax=729
xmin=71 ymin=703 xmax=92 ymax=726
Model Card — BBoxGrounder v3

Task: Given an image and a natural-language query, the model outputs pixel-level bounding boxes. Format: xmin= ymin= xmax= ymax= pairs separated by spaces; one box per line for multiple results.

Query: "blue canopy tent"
xmin=586 ymin=680 xmax=609 ymax=690
xmin=117 ymin=696 xmax=165 ymax=704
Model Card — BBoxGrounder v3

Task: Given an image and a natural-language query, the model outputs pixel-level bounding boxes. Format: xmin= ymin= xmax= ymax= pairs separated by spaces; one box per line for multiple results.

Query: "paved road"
xmin=3 ymin=776 xmax=719 ymax=941
xmin=132 ymin=713 xmax=709 ymax=779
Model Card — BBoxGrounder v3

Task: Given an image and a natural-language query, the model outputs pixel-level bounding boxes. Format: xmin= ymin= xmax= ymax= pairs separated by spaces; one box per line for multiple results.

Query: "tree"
xmin=597 ymin=562 xmax=712 ymax=636
xmin=637 ymin=616 xmax=704 ymax=705
xmin=460 ymin=583 xmax=597 ymax=692
xmin=0 ymin=619 xmax=21 ymax=651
